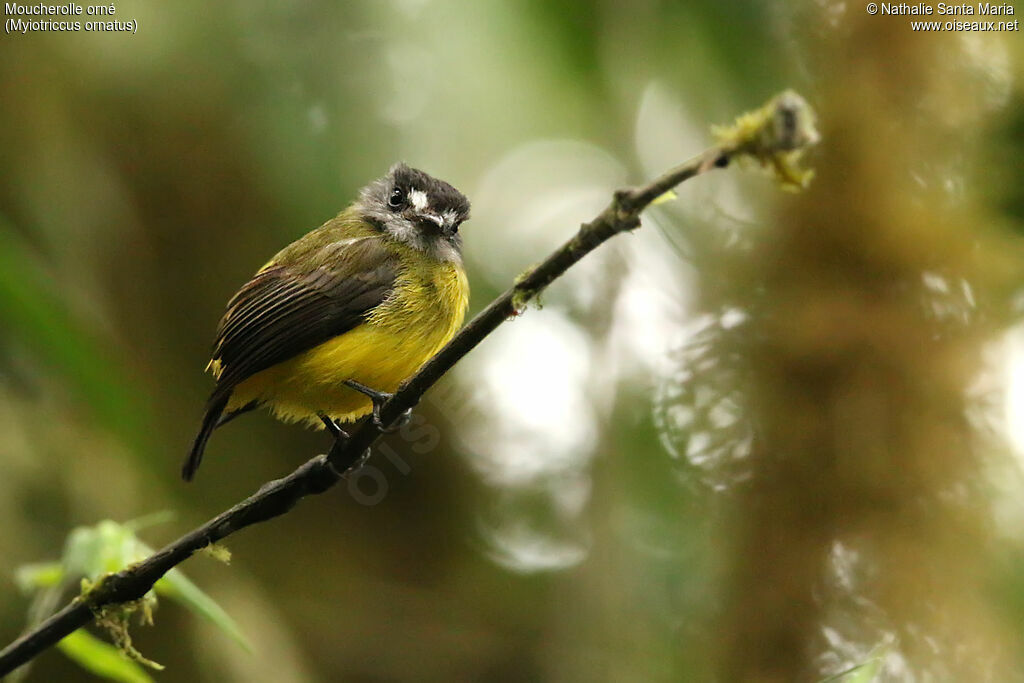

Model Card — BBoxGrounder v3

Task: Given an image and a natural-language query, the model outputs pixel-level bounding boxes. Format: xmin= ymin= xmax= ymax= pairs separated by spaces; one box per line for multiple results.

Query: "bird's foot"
xmin=343 ymin=380 xmax=412 ymax=433
xmin=318 ymin=412 xmax=350 ymax=445
xmin=350 ymin=447 xmax=373 ymax=473
xmin=319 ymin=414 xmax=373 ymax=475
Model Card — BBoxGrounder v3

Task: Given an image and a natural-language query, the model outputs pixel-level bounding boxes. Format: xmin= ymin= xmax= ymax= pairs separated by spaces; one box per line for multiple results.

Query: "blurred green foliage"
xmin=1 ymin=0 xmax=1022 ymax=681
xmin=14 ymin=517 xmax=248 ymax=680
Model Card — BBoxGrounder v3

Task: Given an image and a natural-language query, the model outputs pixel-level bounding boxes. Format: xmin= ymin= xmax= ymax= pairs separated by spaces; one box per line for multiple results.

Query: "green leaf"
xmin=651 ymin=189 xmax=678 ymax=205
xmin=62 ymin=525 xmax=110 ymax=580
xmin=19 ymin=517 xmax=251 ymax=666
xmin=843 ymin=655 xmax=885 ymax=683
xmin=57 ymin=630 xmax=154 ymax=683
xmin=155 ymin=568 xmax=252 ymax=652
xmin=14 ymin=562 xmax=64 ymax=593
xmin=0 ymin=217 xmax=148 ymax=446
xmin=61 ymin=520 xmax=140 ymax=581
xmin=819 ymin=649 xmax=887 ymax=683
xmin=123 ymin=511 xmax=177 ymax=533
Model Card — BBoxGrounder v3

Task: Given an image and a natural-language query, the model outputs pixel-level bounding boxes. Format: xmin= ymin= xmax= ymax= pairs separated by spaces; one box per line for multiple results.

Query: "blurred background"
xmin=2 ymin=0 xmax=1023 ymax=680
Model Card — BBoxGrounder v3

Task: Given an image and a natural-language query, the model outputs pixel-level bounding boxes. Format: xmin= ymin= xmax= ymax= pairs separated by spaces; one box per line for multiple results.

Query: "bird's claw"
xmin=318 ymin=412 xmax=350 ymax=443
xmin=350 ymin=447 xmax=373 ymax=472
xmin=370 ymin=402 xmax=412 ymax=434
xmin=344 ymin=380 xmax=412 ymax=433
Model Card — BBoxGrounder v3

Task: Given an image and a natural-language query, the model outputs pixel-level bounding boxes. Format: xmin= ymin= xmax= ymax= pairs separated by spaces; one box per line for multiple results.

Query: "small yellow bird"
xmin=183 ymin=164 xmax=470 ymax=480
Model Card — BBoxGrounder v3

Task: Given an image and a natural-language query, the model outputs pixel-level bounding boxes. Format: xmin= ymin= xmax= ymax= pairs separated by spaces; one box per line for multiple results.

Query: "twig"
xmin=0 ymin=90 xmax=817 ymax=677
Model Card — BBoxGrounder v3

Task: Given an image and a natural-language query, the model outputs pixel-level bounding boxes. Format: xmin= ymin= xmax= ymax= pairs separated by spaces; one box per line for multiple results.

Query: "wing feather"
xmin=210 ymin=236 xmax=399 ymax=393
xmin=184 ymin=232 xmax=398 ymax=481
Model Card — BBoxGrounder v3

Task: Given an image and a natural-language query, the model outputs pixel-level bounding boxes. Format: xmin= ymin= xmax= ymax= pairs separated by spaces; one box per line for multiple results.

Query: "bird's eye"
xmin=388 ymin=188 xmax=404 ymax=209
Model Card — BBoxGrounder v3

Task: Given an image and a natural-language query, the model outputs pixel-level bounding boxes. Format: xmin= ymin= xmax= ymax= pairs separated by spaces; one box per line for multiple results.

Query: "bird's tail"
xmin=182 ymin=390 xmax=231 ymax=481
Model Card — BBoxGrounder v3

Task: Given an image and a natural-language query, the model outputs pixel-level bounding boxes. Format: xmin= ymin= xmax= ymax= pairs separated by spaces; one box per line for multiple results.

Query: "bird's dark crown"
xmin=389 ymin=163 xmax=471 ymax=223
xmin=356 ymin=163 xmax=470 ymax=263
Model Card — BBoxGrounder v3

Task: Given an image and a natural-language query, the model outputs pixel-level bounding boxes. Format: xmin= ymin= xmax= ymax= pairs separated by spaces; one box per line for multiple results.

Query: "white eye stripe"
xmin=409 ymin=189 xmax=428 ymax=211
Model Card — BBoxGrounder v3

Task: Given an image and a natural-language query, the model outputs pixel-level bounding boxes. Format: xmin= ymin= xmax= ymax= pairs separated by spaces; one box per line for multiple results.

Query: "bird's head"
xmin=357 ymin=163 xmax=470 ymax=262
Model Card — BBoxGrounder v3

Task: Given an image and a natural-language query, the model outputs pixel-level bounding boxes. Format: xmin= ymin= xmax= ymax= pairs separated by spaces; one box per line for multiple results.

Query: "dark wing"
xmin=212 ymin=236 xmax=399 ymax=392
xmin=183 ymin=236 xmax=397 ymax=481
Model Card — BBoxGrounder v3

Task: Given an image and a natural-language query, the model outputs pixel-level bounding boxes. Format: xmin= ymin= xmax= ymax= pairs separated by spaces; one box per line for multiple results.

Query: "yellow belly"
xmin=224 ymin=259 xmax=468 ymax=428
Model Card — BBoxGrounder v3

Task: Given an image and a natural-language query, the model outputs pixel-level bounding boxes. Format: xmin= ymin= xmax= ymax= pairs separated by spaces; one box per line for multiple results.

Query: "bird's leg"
xmin=344 ymin=379 xmax=412 ymax=433
xmin=319 ymin=414 xmax=374 ymax=475
xmin=318 ymin=412 xmax=350 ymax=445
xmin=350 ymin=447 xmax=373 ymax=472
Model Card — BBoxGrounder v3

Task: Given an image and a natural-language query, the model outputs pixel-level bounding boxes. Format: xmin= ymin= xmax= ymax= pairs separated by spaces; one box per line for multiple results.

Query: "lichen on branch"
xmin=712 ymin=89 xmax=820 ymax=190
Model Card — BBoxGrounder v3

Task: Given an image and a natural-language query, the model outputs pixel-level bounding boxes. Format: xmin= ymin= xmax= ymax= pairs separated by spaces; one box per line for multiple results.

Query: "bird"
xmin=182 ymin=163 xmax=470 ymax=481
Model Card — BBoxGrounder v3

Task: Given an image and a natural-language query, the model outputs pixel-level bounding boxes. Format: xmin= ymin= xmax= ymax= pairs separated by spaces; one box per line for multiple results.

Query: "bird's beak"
xmin=422 ymin=213 xmax=444 ymax=228
xmin=418 ymin=213 xmax=448 ymax=235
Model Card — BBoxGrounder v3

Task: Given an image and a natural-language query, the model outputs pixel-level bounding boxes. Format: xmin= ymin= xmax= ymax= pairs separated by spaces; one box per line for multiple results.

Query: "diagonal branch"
xmin=0 ymin=90 xmax=817 ymax=677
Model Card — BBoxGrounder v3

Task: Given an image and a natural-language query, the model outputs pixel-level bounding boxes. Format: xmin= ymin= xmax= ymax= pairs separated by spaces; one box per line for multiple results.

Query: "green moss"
xmin=712 ymin=90 xmax=820 ymax=191
xmin=78 ymin=577 xmax=164 ymax=671
xmin=201 ymin=543 xmax=232 ymax=564
xmin=511 ymin=268 xmax=543 ymax=313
